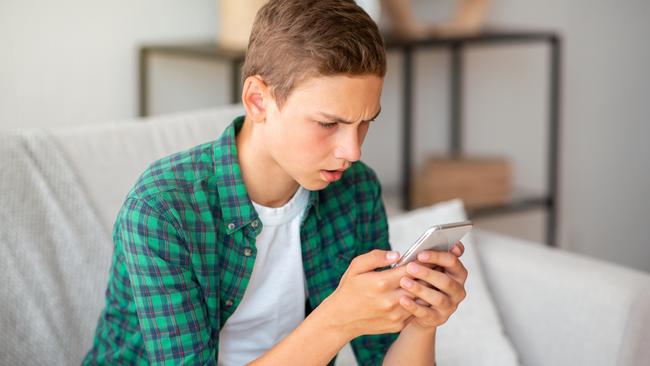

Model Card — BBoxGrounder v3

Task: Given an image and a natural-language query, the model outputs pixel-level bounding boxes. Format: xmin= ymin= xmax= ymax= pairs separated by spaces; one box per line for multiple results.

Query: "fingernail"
xmin=400 ymin=297 xmax=413 ymax=306
xmin=407 ymin=262 xmax=419 ymax=274
xmin=386 ymin=251 xmax=399 ymax=260
xmin=418 ymin=252 xmax=429 ymax=261
xmin=401 ymin=278 xmax=414 ymax=288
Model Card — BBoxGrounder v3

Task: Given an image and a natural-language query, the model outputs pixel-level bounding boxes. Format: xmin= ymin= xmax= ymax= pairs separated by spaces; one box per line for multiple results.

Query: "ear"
xmin=242 ymin=75 xmax=273 ymax=123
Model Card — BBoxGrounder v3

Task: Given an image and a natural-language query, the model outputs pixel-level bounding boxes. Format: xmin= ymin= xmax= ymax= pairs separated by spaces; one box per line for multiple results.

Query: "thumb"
xmin=348 ymin=249 xmax=400 ymax=275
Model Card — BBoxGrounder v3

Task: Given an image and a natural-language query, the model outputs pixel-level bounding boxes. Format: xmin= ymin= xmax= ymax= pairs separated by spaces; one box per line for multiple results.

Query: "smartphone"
xmin=391 ymin=220 xmax=473 ymax=268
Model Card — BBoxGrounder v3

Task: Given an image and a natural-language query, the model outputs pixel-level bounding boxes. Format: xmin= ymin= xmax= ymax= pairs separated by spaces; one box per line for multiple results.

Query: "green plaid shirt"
xmin=84 ymin=116 xmax=398 ymax=365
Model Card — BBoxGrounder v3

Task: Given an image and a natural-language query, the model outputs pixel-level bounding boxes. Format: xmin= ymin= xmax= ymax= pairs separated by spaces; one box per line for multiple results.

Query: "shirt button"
xmin=251 ymin=220 xmax=259 ymax=228
xmin=225 ymin=299 xmax=234 ymax=307
xmin=227 ymin=223 xmax=235 ymax=230
xmin=243 ymin=247 xmax=253 ymax=257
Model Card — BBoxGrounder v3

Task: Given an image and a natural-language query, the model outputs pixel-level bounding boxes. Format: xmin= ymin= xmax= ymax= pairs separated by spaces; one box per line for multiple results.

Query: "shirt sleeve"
xmin=117 ymin=197 xmax=216 ymax=365
xmin=349 ymin=170 xmax=400 ymax=366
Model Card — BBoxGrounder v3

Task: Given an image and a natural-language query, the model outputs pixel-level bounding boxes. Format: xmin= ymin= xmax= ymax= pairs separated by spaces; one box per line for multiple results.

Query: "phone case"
xmin=392 ymin=220 xmax=473 ymax=268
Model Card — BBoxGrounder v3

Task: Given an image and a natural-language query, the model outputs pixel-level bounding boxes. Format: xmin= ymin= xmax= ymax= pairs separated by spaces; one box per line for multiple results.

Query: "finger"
xmin=400 ymin=276 xmax=458 ymax=309
xmin=373 ymin=264 xmax=410 ymax=290
xmin=412 ymin=260 xmax=444 ymax=272
xmin=394 ymin=287 xmax=417 ymax=300
xmin=399 ymin=296 xmax=442 ymax=327
xmin=416 ymin=249 xmax=468 ymax=281
xmin=396 ymin=286 xmax=431 ymax=306
xmin=405 ymin=263 xmax=466 ymax=303
xmin=395 ymin=282 xmax=430 ymax=306
xmin=450 ymin=241 xmax=465 ymax=257
xmin=348 ymin=249 xmax=401 ymax=275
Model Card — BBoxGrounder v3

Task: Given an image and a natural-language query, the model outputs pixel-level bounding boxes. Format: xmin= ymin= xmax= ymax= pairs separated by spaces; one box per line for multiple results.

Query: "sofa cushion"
xmin=476 ymin=229 xmax=650 ymax=366
xmin=49 ymin=106 xmax=245 ymax=233
xmin=0 ymin=132 xmax=113 ymax=365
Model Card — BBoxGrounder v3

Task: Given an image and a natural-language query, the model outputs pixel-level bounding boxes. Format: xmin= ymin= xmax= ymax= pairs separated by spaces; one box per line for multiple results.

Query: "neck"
xmin=235 ymin=116 xmax=300 ymax=208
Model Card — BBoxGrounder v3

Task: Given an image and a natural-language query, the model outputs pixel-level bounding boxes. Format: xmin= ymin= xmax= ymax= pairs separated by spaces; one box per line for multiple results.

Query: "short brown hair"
xmin=242 ymin=0 xmax=386 ymax=108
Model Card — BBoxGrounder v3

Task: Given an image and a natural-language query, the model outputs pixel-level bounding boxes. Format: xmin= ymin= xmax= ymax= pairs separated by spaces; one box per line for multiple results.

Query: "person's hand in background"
xmin=381 ymin=0 xmax=492 ymax=39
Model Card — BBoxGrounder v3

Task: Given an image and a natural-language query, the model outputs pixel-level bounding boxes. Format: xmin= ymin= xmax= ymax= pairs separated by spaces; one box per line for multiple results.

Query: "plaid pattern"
xmin=83 ymin=116 xmax=398 ymax=365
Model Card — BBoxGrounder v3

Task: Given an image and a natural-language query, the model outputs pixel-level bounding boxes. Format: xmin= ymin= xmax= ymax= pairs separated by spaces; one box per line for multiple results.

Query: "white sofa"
xmin=1 ymin=105 xmax=649 ymax=366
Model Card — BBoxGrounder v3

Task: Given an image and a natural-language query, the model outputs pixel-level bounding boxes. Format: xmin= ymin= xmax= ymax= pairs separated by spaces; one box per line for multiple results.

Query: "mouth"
xmin=320 ymin=169 xmax=345 ymax=182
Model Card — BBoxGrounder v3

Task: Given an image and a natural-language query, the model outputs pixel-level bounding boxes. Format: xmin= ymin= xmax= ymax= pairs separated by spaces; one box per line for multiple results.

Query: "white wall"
xmin=0 ymin=0 xmax=217 ymax=129
xmin=1 ymin=1 xmax=649 ymax=272
xmin=486 ymin=0 xmax=650 ymax=273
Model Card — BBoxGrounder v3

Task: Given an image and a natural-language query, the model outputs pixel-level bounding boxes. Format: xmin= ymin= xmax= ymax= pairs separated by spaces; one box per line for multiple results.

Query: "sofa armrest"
xmin=474 ymin=230 xmax=650 ymax=366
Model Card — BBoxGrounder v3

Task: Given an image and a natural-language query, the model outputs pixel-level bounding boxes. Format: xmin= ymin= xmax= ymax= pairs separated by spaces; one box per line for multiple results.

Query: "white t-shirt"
xmin=218 ymin=186 xmax=310 ymax=366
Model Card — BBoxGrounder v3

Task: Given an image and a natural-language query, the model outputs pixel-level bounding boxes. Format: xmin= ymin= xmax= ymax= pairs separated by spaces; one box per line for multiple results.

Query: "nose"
xmin=334 ymin=128 xmax=362 ymax=163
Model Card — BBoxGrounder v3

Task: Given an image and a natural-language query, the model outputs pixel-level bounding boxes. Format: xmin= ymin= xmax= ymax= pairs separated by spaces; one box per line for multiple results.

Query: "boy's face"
xmin=263 ymin=74 xmax=384 ymax=191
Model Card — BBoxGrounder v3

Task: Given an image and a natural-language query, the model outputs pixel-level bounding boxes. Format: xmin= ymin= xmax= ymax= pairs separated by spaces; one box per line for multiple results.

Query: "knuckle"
xmin=431 ymin=294 xmax=445 ymax=307
xmin=446 ymin=298 xmax=455 ymax=311
xmin=430 ymin=317 xmax=442 ymax=326
xmin=459 ymin=289 xmax=467 ymax=301
xmin=451 ymin=302 xmax=459 ymax=313
xmin=388 ymin=311 xmax=402 ymax=323
xmin=382 ymin=298 xmax=395 ymax=310
xmin=460 ymin=266 xmax=469 ymax=279
xmin=350 ymin=256 xmax=362 ymax=268
xmin=442 ymin=307 xmax=455 ymax=320
xmin=376 ymin=278 xmax=389 ymax=291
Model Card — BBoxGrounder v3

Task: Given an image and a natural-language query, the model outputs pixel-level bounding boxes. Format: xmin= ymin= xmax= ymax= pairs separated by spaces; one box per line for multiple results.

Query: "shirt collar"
xmin=213 ymin=116 xmax=321 ymax=234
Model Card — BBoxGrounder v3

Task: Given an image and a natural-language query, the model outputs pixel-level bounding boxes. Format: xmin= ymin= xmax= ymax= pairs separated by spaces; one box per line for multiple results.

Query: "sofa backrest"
xmin=49 ymin=106 xmax=245 ymax=233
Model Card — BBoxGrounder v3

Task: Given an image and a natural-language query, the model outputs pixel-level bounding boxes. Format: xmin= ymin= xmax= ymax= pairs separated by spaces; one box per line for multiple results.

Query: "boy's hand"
xmin=398 ymin=242 xmax=468 ymax=329
xmin=320 ymin=250 xmax=416 ymax=340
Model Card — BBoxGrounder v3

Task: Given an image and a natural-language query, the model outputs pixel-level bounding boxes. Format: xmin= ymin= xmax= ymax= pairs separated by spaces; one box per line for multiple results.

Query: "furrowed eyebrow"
xmin=317 ymin=107 xmax=382 ymax=125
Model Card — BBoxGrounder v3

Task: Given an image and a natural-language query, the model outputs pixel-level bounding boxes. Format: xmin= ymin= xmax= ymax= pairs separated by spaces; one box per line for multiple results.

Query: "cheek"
xmin=292 ymin=129 xmax=331 ymax=162
xmin=272 ymin=122 xmax=331 ymax=166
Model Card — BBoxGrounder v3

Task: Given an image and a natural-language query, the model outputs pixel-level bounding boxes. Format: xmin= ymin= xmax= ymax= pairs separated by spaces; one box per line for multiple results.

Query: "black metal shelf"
xmin=137 ymin=28 xmax=562 ymax=246
xmin=384 ymin=29 xmax=562 ymax=247
xmin=138 ymin=43 xmax=246 ymax=116
xmin=466 ymin=188 xmax=552 ymax=219
xmin=382 ymin=185 xmax=551 ymax=218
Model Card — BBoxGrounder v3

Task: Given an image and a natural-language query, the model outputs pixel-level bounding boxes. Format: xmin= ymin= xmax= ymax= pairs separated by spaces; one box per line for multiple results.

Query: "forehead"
xmin=285 ymin=74 xmax=384 ymax=113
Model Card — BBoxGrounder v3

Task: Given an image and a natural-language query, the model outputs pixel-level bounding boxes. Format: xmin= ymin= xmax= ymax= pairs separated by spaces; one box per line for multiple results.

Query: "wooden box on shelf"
xmin=412 ymin=155 xmax=512 ymax=210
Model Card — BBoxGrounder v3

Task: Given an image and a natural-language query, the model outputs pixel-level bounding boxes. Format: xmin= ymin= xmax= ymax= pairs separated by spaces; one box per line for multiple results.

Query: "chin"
xmin=297 ymin=175 xmax=329 ymax=191
xmin=301 ymin=181 xmax=328 ymax=191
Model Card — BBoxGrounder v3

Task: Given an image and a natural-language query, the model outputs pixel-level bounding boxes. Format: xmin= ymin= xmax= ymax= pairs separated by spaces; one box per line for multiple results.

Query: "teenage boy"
xmin=84 ymin=1 xmax=467 ymax=365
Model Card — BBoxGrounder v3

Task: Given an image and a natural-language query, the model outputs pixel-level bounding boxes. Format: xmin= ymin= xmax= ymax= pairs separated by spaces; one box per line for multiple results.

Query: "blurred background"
xmin=1 ymin=0 xmax=649 ymax=273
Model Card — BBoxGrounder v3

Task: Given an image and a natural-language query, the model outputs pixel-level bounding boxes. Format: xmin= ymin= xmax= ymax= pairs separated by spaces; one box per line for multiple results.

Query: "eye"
xmin=318 ymin=121 xmax=337 ymax=129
